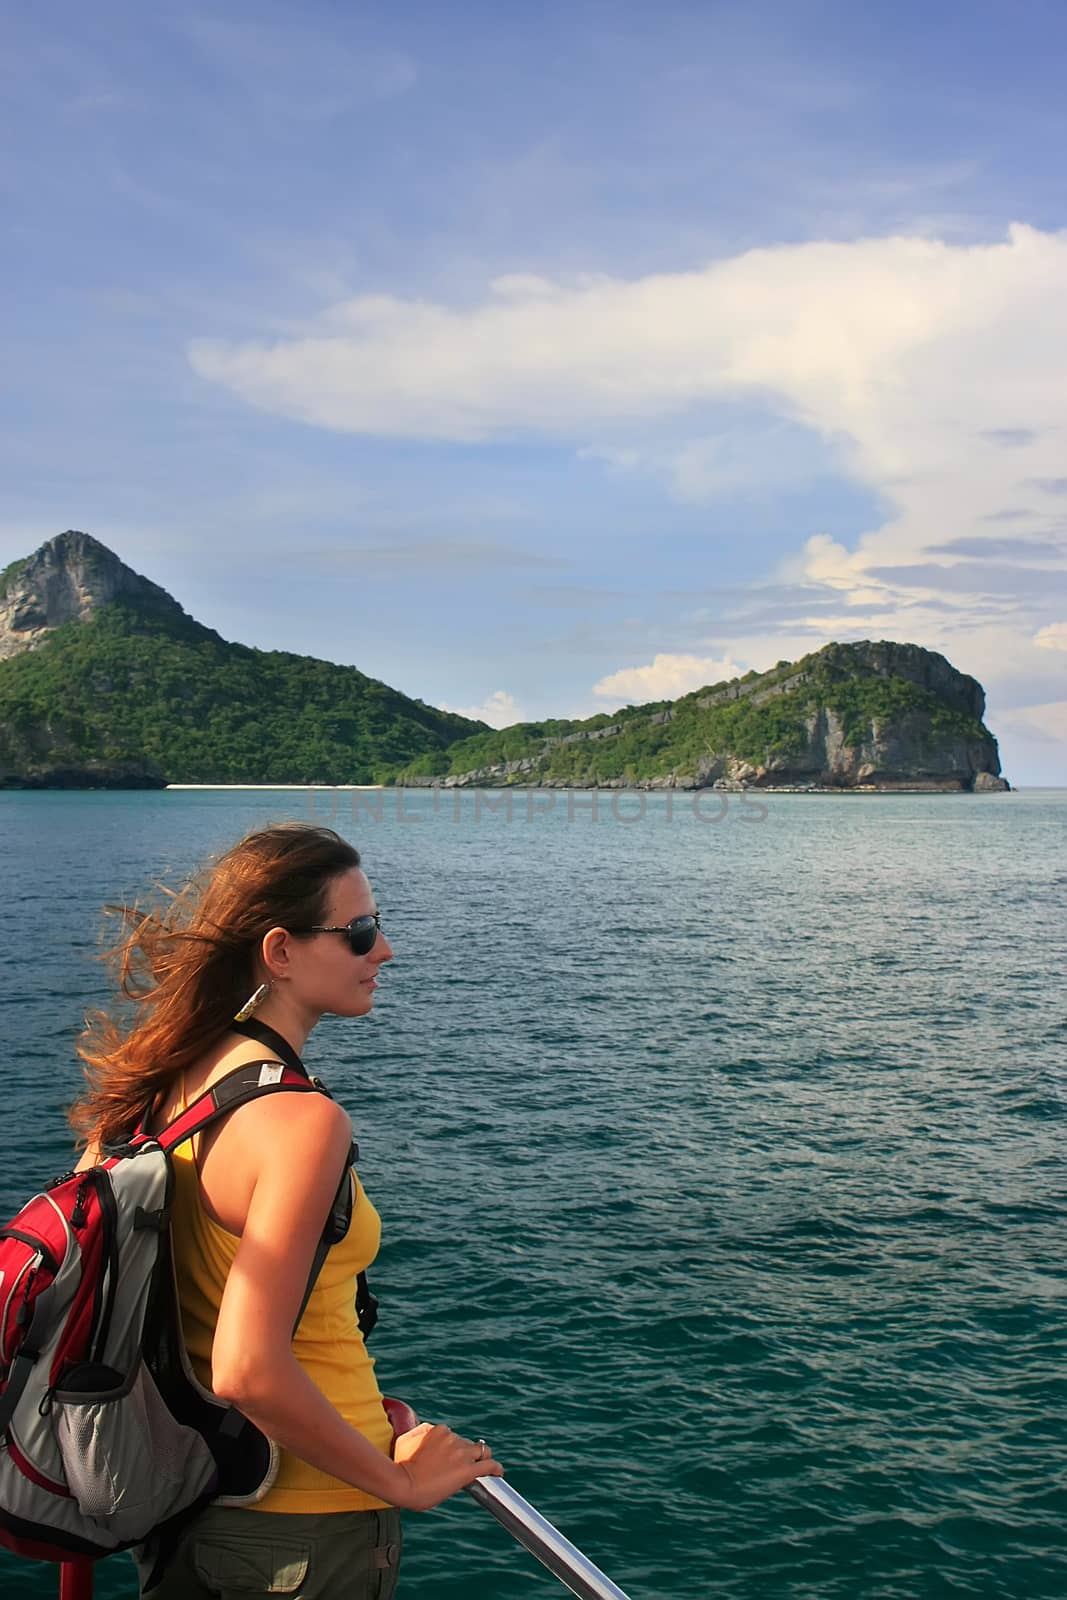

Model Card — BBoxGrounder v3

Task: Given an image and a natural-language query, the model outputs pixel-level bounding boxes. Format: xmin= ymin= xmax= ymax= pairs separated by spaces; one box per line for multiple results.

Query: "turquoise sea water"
xmin=1 ymin=787 xmax=1065 ymax=1599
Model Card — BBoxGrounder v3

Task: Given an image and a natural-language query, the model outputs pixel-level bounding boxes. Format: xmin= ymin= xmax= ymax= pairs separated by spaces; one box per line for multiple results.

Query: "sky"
xmin=2 ymin=0 xmax=1066 ymax=783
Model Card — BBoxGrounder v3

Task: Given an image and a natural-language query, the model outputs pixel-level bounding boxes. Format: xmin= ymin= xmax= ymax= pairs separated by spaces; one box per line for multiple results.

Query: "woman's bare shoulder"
xmin=196 ymin=1084 xmax=352 ymax=1235
xmin=209 ymin=1083 xmax=353 ymax=1174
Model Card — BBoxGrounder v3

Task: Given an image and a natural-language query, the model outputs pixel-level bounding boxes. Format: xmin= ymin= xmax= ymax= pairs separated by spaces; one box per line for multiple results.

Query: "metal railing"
xmin=467 ymin=1474 xmax=634 ymax=1600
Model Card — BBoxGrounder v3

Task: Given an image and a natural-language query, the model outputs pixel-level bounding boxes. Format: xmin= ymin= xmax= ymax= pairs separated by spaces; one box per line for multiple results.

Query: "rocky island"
xmin=0 ymin=531 xmax=1009 ymax=791
xmin=394 ymin=639 xmax=1009 ymax=793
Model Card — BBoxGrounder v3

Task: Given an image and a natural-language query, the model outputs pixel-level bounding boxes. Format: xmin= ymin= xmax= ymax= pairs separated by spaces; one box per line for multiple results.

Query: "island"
xmin=0 ymin=532 xmax=1009 ymax=792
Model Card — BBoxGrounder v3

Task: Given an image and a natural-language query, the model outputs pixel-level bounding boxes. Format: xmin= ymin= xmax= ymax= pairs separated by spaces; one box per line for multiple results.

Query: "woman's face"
xmin=286 ymin=866 xmax=394 ymax=1019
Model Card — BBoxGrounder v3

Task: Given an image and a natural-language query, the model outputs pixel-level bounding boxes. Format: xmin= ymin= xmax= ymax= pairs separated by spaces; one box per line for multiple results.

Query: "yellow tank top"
xmin=169 ymin=1084 xmax=395 ymax=1513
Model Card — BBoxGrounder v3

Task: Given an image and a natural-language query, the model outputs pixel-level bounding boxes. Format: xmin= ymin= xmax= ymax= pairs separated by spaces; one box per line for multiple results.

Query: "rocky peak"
xmin=0 ymin=531 xmax=189 ymax=660
xmin=816 ymin=640 xmax=986 ymax=722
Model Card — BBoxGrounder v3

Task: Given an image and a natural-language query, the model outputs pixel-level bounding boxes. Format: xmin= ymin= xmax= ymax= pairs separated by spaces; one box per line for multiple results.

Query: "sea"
xmin=0 ymin=786 xmax=1064 ymax=1600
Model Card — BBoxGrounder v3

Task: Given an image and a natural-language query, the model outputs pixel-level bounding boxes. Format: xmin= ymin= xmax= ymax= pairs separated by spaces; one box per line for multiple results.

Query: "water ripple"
xmin=1 ymin=788 xmax=1065 ymax=1598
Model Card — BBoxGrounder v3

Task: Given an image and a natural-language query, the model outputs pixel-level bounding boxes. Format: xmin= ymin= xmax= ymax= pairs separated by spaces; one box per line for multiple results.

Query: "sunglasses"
xmin=297 ymin=912 xmax=382 ymax=956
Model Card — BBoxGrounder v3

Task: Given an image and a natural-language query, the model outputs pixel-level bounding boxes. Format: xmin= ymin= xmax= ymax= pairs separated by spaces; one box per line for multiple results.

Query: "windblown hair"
xmin=71 ymin=824 xmax=361 ymax=1150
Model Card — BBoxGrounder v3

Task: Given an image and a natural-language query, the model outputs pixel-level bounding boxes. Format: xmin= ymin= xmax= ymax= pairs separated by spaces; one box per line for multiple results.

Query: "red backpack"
xmin=0 ymin=1056 xmax=355 ymax=1570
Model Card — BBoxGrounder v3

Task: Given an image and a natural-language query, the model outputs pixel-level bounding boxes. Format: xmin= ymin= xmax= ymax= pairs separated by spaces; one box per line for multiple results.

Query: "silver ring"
xmin=476 ymin=1438 xmax=487 ymax=1461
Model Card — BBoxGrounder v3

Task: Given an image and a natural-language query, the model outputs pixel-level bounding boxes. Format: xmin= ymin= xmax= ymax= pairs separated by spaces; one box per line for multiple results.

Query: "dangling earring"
xmin=234 ymin=981 xmax=272 ymax=1022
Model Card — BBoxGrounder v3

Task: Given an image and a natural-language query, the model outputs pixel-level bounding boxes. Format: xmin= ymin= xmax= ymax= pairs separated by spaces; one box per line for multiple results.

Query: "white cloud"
xmin=190 ymin=223 xmax=1067 ymax=450
xmin=190 ymin=224 xmax=1067 ymax=759
xmin=1033 ymin=622 xmax=1067 ymax=652
xmin=441 ymin=689 xmax=522 ymax=728
xmin=786 ymin=533 xmax=862 ymax=593
xmin=593 ymin=652 xmax=748 ymax=704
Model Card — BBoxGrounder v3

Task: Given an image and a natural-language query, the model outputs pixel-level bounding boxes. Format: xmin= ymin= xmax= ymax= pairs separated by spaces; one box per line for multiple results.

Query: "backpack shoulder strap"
xmin=146 ymin=1062 xmax=356 ymax=1339
xmin=294 ymin=1161 xmax=355 ymax=1333
xmin=151 ymin=1061 xmax=321 ymax=1154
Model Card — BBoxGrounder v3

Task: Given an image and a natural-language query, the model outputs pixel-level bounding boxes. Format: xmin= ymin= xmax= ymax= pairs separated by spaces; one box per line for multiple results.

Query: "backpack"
xmin=0 ymin=1051 xmax=362 ymax=1570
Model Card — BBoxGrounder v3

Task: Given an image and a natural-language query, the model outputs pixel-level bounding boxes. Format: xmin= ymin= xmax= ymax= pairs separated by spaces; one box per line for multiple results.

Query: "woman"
xmin=71 ymin=822 xmax=502 ymax=1599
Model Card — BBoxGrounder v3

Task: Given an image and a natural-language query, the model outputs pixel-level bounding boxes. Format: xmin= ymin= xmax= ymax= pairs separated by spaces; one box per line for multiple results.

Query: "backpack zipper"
xmin=88 ymin=1169 xmax=120 ymax=1365
xmin=70 ymin=1177 xmax=92 ymax=1231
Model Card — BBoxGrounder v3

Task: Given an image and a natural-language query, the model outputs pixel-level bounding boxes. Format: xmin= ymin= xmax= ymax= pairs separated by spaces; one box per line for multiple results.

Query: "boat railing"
xmin=467 ymin=1473 xmax=634 ymax=1600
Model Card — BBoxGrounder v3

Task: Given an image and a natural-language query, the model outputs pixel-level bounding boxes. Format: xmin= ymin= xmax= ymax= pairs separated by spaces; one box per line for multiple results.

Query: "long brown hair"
xmin=71 ymin=823 xmax=361 ymax=1149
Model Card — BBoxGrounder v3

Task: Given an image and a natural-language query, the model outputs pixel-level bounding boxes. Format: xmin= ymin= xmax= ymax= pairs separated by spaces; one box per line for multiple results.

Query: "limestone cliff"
xmin=0 ymin=530 xmax=197 ymax=660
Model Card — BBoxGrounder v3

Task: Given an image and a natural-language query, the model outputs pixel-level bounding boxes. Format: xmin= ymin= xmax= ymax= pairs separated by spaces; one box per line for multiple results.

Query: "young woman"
xmin=71 ymin=822 xmax=502 ymax=1599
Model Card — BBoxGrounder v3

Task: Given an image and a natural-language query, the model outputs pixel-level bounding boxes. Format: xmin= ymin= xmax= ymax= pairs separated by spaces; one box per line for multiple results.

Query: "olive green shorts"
xmin=134 ymin=1504 xmax=402 ymax=1600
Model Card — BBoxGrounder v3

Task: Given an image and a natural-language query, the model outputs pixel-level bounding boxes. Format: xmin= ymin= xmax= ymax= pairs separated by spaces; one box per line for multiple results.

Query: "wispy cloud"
xmin=865 ymin=561 xmax=1063 ymax=600
xmin=980 ymin=428 xmax=1039 ymax=449
xmin=926 ymin=536 xmax=1066 ymax=560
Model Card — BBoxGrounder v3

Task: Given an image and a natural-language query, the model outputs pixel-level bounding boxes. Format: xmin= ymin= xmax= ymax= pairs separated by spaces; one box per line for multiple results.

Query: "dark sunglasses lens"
xmin=346 ymin=916 xmax=379 ymax=956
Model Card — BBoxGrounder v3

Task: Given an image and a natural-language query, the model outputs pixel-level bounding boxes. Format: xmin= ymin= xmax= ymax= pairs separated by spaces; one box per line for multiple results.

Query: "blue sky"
xmin=3 ymin=1 xmax=1066 ymax=780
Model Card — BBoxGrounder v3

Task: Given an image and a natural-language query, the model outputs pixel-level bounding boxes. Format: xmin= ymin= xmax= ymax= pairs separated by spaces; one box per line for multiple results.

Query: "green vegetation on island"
xmin=393 ymin=644 xmax=1001 ymax=791
xmin=0 ymin=532 xmax=1006 ymax=791
xmin=0 ymin=554 xmax=485 ymax=786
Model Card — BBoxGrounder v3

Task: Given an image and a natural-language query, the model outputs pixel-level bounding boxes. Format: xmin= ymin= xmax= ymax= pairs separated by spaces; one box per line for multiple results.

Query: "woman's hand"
xmin=391 ymin=1422 xmax=503 ymax=1511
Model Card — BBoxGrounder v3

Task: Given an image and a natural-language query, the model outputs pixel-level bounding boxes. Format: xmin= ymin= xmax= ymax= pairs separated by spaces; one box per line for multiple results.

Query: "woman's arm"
xmin=209 ymin=1092 xmax=501 ymax=1509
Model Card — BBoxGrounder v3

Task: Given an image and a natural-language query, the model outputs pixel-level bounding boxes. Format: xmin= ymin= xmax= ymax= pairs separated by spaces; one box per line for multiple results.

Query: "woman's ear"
xmin=260 ymin=926 xmax=296 ymax=980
